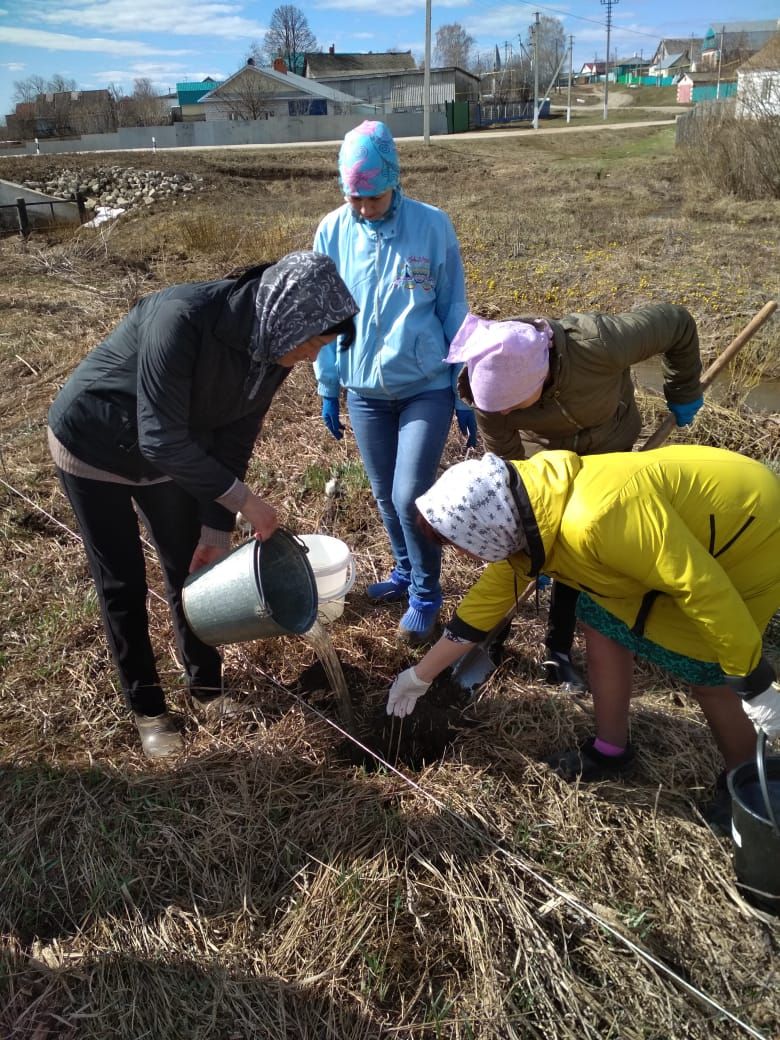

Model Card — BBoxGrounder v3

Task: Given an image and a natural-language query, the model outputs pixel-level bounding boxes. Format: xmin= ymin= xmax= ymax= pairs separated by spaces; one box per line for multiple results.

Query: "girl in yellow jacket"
xmin=386 ymin=447 xmax=780 ymax=799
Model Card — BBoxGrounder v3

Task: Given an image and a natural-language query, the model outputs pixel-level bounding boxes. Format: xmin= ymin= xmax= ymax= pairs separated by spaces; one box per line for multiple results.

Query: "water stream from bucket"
xmin=302 ymin=619 xmax=356 ymax=731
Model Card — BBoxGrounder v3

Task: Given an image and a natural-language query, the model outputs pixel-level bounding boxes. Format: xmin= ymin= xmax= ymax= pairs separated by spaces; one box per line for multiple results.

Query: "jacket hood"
xmin=509 ymin=450 xmax=583 ymax=573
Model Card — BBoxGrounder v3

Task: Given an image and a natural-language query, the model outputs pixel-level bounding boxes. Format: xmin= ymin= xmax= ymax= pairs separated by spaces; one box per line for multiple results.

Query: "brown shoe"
xmin=134 ymin=712 xmax=184 ymax=759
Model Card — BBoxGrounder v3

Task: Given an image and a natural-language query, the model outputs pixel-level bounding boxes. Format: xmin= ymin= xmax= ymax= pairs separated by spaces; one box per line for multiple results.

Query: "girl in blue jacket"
xmin=314 ymin=120 xmax=476 ymax=645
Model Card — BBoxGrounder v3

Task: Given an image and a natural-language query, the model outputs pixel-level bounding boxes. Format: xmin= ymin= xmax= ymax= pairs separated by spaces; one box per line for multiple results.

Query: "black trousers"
xmin=545 ymin=580 xmax=580 ymax=655
xmin=58 ymin=470 xmax=223 ymax=716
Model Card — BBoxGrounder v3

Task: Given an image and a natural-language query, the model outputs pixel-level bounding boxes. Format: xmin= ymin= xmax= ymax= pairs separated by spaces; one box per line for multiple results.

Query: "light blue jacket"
xmin=313 ymin=192 xmax=469 ymax=403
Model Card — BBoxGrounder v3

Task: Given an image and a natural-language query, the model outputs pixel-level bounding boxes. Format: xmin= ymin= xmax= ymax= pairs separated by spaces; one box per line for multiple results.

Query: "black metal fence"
xmin=0 ymin=194 xmax=86 ymax=237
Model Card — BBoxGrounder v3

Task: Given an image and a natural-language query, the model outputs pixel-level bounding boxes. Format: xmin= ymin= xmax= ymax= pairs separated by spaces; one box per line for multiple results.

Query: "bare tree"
xmin=259 ymin=5 xmax=318 ymax=70
xmin=524 ymin=15 xmax=566 ymax=90
xmin=123 ymin=77 xmax=167 ymax=126
xmin=71 ymin=92 xmax=118 ymax=134
xmin=212 ymin=65 xmax=277 ymax=120
xmin=47 ymin=73 xmax=78 ymax=94
xmin=12 ymin=75 xmax=48 ymax=103
xmin=434 ymin=23 xmax=475 ymax=69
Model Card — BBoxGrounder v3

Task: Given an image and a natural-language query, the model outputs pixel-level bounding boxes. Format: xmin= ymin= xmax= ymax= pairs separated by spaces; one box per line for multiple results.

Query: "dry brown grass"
xmin=1 ymin=130 xmax=779 ymax=1039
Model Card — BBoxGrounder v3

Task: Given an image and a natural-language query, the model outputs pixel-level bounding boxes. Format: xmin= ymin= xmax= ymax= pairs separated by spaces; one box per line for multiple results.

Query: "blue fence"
xmin=477 ymin=99 xmax=550 ymax=126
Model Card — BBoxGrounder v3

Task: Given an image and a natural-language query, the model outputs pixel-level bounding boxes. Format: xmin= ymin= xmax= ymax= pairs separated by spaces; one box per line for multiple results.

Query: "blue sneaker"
xmin=366 ymin=569 xmax=410 ymax=603
xmin=397 ymin=596 xmax=442 ymax=646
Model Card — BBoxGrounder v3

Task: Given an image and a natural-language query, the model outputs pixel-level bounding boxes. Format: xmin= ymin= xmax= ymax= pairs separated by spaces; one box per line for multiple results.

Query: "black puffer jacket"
xmin=48 ymin=265 xmax=288 ymax=530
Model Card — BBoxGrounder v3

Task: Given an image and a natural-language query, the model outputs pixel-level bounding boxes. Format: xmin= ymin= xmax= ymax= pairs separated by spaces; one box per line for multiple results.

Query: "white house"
xmin=198 ymin=60 xmax=375 ymax=120
xmin=736 ymin=32 xmax=780 ymax=116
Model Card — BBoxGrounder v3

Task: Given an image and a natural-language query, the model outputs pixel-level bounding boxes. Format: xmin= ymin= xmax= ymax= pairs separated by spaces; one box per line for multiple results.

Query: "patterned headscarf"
xmin=447 ymin=314 xmax=552 ymax=412
xmin=416 ymin=453 xmax=528 ymax=562
xmin=248 ymin=251 xmax=359 ymax=398
xmin=338 ymin=120 xmax=400 ymax=196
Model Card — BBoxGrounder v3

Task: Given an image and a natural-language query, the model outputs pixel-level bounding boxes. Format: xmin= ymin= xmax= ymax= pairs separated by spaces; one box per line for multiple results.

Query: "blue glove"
xmin=536 ymin=574 xmax=552 ymax=591
xmin=456 ymin=408 xmax=478 ymax=449
xmin=321 ymin=397 xmax=344 ymax=440
xmin=668 ymin=397 xmax=703 ymax=427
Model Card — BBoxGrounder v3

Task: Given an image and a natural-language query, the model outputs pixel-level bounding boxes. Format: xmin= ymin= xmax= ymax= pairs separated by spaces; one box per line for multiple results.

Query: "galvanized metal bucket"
xmin=727 ymin=731 xmax=780 ymax=916
xmin=182 ymin=529 xmax=318 ymax=646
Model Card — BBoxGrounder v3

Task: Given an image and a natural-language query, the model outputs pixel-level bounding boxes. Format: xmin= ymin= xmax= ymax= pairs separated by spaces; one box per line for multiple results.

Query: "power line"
xmin=508 ymin=0 xmax=676 ymax=45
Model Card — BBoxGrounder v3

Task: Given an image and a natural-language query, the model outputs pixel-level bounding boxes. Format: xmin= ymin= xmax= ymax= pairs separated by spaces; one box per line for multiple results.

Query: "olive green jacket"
xmin=457 ymin=304 xmax=703 ymax=458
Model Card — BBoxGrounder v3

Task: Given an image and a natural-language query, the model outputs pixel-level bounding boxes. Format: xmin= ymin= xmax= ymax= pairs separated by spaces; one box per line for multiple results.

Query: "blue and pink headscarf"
xmin=338 ymin=120 xmax=400 ymax=196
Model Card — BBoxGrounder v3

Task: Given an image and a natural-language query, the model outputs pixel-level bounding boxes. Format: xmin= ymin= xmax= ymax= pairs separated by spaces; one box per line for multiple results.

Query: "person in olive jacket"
xmin=48 ymin=251 xmax=358 ymax=759
xmin=448 ymin=303 xmax=704 ymax=691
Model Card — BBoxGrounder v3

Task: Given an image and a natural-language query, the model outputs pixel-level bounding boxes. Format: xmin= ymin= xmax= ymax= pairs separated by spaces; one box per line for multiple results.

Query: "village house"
xmin=197 ymin=59 xmax=374 ymax=120
xmin=700 ymin=20 xmax=780 ymax=68
xmin=735 ymin=31 xmax=780 ymax=116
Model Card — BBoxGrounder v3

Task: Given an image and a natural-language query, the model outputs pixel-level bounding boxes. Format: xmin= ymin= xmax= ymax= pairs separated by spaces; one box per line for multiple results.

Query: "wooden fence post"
xmin=15 ymin=197 xmax=30 ymax=238
xmin=75 ymin=192 xmax=87 ymax=224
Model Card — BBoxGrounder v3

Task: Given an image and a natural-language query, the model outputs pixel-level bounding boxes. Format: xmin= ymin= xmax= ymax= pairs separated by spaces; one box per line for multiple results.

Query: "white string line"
xmin=0 ymin=475 xmax=168 ymax=604
xmin=248 ymin=665 xmax=769 ymax=1040
xmin=0 ymin=473 xmax=769 ymax=1040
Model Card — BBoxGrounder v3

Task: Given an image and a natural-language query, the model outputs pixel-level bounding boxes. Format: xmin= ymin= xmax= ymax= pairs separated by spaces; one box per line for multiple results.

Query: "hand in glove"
xmin=321 ymin=397 xmax=344 ymax=440
xmin=668 ymin=396 xmax=704 ymax=427
xmin=726 ymin=658 xmax=780 ymax=740
xmin=456 ymin=408 xmax=478 ymax=449
xmin=741 ymin=683 xmax=780 ymax=740
xmin=386 ymin=667 xmax=431 ymax=718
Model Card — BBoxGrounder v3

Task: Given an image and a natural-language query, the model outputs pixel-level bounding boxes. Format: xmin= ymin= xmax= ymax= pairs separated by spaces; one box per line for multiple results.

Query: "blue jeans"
xmin=347 ymin=387 xmax=454 ymax=604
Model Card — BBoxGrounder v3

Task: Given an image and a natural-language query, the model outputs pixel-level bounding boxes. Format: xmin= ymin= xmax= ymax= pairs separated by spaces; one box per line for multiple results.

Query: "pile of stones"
xmin=20 ymin=166 xmax=205 ymax=212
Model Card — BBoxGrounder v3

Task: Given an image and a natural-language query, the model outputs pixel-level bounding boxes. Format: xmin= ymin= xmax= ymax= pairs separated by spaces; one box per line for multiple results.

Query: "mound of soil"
xmin=296 ymin=660 xmax=479 ymax=770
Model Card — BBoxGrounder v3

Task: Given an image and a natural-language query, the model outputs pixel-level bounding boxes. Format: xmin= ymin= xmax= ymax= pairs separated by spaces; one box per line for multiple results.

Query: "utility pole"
xmin=423 ymin=0 xmax=431 ymax=143
xmin=566 ymin=35 xmax=573 ymax=123
xmin=601 ymin=0 xmax=618 ymax=119
xmin=716 ymin=24 xmax=724 ymax=99
xmin=532 ymin=11 xmax=540 ymax=129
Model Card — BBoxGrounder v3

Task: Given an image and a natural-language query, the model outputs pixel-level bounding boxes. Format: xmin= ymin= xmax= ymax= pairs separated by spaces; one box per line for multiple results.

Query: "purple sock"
xmin=593 ymin=737 xmax=626 ymax=757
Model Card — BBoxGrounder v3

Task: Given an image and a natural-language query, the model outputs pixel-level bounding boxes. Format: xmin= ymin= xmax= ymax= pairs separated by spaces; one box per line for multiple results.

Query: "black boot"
xmin=545 ymin=736 xmax=635 ymax=781
xmin=543 ymin=650 xmax=587 ymax=693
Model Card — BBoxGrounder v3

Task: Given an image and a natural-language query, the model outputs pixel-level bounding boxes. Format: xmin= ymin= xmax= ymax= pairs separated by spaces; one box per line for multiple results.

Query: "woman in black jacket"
xmin=48 ymin=251 xmax=358 ymax=759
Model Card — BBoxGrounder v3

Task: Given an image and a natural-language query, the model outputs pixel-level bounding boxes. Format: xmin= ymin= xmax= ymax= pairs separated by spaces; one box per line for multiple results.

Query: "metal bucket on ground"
xmin=182 ymin=529 xmax=317 ymax=646
xmin=727 ymin=731 xmax=780 ymax=915
xmin=297 ymin=534 xmax=356 ymax=623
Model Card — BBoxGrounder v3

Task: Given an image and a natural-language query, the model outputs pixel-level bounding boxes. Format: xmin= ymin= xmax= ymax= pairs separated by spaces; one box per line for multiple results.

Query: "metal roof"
xmin=199 ymin=64 xmax=370 ymax=105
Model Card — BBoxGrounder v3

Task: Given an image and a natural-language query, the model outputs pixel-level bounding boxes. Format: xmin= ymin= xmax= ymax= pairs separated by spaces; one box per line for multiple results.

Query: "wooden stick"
xmin=641 ymin=300 xmax=777 ymax=451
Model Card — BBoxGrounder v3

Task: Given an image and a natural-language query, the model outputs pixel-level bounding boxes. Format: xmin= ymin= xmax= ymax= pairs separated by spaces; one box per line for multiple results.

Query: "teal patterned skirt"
xmin=576 ymin=593 xmax=726 ymax=686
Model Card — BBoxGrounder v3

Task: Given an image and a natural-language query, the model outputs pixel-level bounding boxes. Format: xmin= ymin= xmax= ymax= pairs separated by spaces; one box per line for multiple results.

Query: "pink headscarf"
xmin=447 ymin=314 xmax=552 ymax=412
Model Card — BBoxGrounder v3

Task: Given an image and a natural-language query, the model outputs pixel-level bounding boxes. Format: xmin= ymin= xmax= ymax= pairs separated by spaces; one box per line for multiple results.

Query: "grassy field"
xmin=0 ymin=126 xmax=779 ymax=1039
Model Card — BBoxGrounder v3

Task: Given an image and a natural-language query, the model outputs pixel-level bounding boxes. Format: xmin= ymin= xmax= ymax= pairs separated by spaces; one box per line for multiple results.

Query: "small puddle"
xmin=633 ymin=357 xmax=779 ymax=412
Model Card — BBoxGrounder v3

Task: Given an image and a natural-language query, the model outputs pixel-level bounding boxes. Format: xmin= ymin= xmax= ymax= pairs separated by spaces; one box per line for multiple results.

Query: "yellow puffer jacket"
xmin=452 ymin=446 xmax=780 ymax=676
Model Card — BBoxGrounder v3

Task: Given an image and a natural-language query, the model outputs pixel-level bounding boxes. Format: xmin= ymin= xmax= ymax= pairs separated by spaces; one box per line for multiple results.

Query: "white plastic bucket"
xmin=298 ymin=534 xmax=356 ymax=623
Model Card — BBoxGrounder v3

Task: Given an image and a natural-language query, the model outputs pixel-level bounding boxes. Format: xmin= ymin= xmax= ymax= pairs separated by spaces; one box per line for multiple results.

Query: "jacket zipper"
xmin=375 ymin=230 xmax=387 ymax=395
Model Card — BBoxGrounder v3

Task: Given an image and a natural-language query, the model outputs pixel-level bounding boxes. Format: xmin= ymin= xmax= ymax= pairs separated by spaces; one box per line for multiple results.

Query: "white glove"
xmin=386 ymin=667 xmax=431 ymax=718
xmin=741 ymin=682 xmax=780 ymax=740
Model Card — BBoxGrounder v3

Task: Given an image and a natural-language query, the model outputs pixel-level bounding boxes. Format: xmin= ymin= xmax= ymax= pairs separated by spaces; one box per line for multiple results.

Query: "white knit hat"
xmin=416 ymin=453 xmax=527 ymax=561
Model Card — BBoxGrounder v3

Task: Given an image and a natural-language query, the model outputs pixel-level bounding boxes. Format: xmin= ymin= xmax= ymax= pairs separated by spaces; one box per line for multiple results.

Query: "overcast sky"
xmin=1 ymin=0 xmax=778 ymax=119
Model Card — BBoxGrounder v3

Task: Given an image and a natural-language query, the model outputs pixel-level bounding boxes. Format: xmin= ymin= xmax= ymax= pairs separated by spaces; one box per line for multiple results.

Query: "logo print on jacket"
xmin=396 ymin=255 xmax=435 ymax=292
